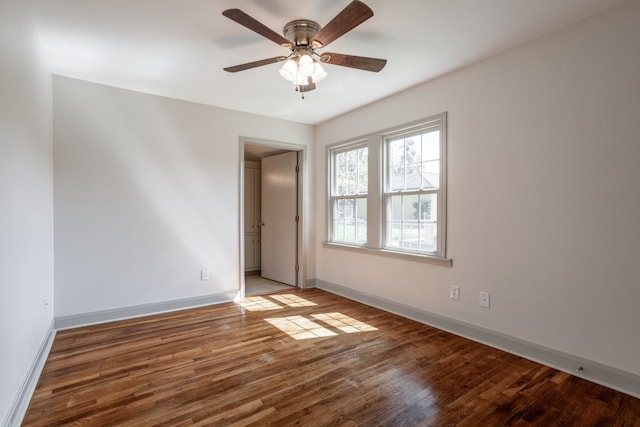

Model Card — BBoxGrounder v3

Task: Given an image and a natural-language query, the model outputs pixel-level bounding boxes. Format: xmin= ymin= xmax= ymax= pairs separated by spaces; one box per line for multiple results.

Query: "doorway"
xmin=240 ymin=138 xmax=306 ymax=298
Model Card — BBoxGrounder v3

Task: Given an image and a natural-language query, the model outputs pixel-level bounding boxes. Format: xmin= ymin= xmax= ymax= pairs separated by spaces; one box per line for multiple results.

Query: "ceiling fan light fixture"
xmin=279 ymin=52 xmax=328 ymax=87
xmin=297 ymin=53 xmax=315 ymax=77
xmin=224 ymin=2 xmax=386 ymax=97
xmin=278 ymin=58 xmax=298 ymax=82
xmin=311 ymin=62 xmax=327 ymax=83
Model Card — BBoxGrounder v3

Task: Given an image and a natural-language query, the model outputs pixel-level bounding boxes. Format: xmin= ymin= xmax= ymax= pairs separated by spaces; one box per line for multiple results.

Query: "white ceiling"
xmin=30 ymin=0 xmax=625 ymax=125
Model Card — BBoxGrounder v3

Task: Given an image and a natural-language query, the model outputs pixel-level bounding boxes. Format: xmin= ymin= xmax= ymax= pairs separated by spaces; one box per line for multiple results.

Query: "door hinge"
xmin=295 ymin=165 xmax=300 ymax=173
xmin=295 ymin=215 xmax=300 ymax=223
xmin=295 ymin=264 xmax=300 ymax=272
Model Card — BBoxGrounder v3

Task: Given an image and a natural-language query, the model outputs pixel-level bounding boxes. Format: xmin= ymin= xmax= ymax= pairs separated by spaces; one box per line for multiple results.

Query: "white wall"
xmin=0 ymin=0 xmax=54 ymax=423
xmin=53 ymin=77 xmax=314 ymax=317
xmin=315 ymin=0 xmax=640 ymax=376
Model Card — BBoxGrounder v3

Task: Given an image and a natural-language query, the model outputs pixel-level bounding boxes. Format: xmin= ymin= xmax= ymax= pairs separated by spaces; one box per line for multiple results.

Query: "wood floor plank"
xmin=23 ymin=288 xmax=640 ymax=426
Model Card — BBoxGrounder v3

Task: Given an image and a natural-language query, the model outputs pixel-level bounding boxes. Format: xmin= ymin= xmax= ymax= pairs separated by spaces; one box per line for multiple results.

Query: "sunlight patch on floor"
xmin=265 ymin=316 xmax=337 ymax=340
xmin=311 ymin=312 xmax=378 ymax=333
xmin=239 ymin=296 xmax=283 ymax=311
xmin=269 ymin=294 xmax=317 ymax=307
xmin=265 ymin=312 xmax=377 ymax=340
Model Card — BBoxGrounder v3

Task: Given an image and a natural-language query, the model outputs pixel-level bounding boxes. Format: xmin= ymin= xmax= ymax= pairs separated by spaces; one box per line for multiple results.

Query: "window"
xmin=329 ymin=143 xmax=368 ymax=245
xmin=325 ymin=113 xmax=449 ymax=265
xmin=384 ymin=124 xmax=443 ymax=256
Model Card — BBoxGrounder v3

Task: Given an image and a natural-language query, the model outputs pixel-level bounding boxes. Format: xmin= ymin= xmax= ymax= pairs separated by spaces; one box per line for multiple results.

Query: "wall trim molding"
xmin=3 ymin=321 xmax=56 ymax=427
xmin=55 ymin=291 xmax=238 ymax=330
xmin=316 ymin=279 xmax=640 ymax=399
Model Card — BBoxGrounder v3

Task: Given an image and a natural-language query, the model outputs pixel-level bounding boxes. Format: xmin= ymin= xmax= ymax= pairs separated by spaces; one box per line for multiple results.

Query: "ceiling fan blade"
xmin=223 ymin=9 xmax=292 ymax=48
xmin=320 ymin=52 xmax=386 ymax=72
xmin=224 ymin=56 xmax=286 ymax=73
xmin=310 ymin=0 xmax=373 ymax=48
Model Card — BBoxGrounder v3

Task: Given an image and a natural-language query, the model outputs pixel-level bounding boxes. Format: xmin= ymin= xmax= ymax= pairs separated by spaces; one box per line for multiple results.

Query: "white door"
xmin=261 ymin=151 xmax=298 ymax=286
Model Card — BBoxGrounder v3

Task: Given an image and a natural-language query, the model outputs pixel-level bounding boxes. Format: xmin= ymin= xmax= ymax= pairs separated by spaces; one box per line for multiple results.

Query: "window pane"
xmin=385 ymin=194 xmax=438 ymax=253
xmin=358 ymin=148 xmax=368 ymax=194
xmin=344 ymin=198 xmax=355 ymax=242
xmin=389 ymin=139 xmax=405 ymax=191
xmin=403 ymin=194 xmax=419 ymax=250
xmin=386 ymin=195 xmax=401 ymax=248
xmin=330 ymin=144 xmax=368 ymax=245
xmin=335 ymin=151 xmax=347 ymax=195
xmin=333 ymin=198 xmax=345 ymax=241
xmin=388 ymin=130 xmax=440 ymax=191
xmin=344 ymin=198 xmax=355 ymax=221
xmin=331 ymin=196 xmax=366 ymax=245
xmin=421 ymin=130 xmax=440 ymax=189
xmin=404 ymin=136 xmax=422 ymax=190
xmin=355 ymin=197 xmax=367 ymax=243
xmin=418 ymin=193 xmax=437 ymax=252
xmin=333 ymin=146 xmax=368 ymax=196
xmin=346 ymin=150 xmax=357 ymax=194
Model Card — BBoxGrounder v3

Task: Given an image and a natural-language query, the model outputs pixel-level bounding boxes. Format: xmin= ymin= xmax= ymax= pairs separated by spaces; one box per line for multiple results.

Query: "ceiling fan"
xmin=222 ymin=0 xmax=387 ymax=95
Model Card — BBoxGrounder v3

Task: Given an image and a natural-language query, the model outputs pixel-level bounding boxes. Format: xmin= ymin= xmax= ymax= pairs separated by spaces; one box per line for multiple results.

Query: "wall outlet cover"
xmin=479 ymin=291 xmax=490 ymax=308
xmin=450 ymin=285 xmax=460 ymax=300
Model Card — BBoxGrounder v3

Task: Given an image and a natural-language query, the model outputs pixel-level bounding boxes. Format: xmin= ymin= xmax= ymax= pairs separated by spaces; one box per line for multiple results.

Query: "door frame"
xmin=238 ymin=137 xmax=308 ymax=300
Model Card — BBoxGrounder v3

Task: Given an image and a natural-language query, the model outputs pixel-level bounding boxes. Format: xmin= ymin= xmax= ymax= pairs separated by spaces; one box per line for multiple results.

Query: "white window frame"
xmin=327 ymin=141 xmax=369 ymax=246
xmin=382 ymin=116 xmax=447 ymax=258
xmin=324 ymin=113 xmax=450 ymax=267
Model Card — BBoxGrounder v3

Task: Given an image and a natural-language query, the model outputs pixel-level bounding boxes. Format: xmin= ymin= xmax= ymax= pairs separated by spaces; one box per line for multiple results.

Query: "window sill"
xmin=322 ymin=242 xmax=453 ymax=267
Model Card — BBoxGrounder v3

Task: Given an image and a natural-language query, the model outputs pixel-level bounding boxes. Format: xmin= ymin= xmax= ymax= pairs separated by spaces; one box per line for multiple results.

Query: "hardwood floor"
xmin=23 ymin=288 xmax=640 ymax=426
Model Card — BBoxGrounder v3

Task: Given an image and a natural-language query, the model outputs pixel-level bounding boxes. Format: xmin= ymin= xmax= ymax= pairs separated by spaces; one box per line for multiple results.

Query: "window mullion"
xmin=366 ymin=134 xmax=380 ymax=249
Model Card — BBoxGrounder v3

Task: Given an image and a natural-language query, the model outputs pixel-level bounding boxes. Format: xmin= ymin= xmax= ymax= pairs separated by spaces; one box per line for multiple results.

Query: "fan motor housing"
xmin=283 ymin=20 xmax=321 ymax=47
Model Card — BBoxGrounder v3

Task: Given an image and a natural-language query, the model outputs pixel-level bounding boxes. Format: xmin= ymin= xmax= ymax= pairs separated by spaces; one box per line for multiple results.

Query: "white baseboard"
xmin=55 ymin=291 xmax=238 ymax=330
xmin=2 ymin=321 xmax=56 ymax=427
xmin=316 ymin=279 xmax=640 ymax=399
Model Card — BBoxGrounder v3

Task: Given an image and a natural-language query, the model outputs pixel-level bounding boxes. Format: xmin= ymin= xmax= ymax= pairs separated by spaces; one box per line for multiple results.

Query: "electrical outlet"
xmin=450 ymin=285 xmax=460 ymax=301
xmin=201 ymin=268 xmax=210 ymax=281
xmin=479 ymin=291 xmax=490 ymax=308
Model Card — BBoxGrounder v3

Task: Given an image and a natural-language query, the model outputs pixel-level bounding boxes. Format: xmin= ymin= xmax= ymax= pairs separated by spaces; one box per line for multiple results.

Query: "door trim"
xmin=239 ymin=137 xmax=308 ymax=300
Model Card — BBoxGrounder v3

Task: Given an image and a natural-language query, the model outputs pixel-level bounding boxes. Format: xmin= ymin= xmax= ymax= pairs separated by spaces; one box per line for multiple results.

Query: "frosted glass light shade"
xmin=279 ymin=53 xmax=328 ymax=88
xmin=298 ymin=54 xmax=315 ymax=77
xmin=278 ymin=59 xmax=298 ymax=82
xmin=311 ymin=62 xmax=327 ymax=83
